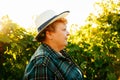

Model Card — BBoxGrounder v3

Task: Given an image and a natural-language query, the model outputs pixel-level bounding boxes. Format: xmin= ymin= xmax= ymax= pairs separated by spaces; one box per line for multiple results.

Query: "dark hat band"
xmin=37 ymin=15 xmax=57 ymax=32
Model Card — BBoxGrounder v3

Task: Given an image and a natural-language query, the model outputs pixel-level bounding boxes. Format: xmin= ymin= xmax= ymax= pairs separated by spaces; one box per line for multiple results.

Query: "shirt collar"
xmin=41 ymin=42 xmax=66 ymax=59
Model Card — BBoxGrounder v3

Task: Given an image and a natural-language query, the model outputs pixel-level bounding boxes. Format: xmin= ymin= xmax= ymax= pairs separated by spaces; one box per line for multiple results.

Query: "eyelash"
xmin=63 ymin=29 xmax=66 ymax=31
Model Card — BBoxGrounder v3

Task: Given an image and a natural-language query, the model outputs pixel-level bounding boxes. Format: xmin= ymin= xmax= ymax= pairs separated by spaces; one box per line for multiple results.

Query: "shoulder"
xmin=32 ymin=55 xmax=50 ymax=67
xmin=30 ymin=45 xmax=50 ymax=66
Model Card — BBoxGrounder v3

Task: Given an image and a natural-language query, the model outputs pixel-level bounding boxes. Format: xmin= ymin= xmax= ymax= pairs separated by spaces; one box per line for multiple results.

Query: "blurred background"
xmin=0 ymin=0 xmax=120 ymax=80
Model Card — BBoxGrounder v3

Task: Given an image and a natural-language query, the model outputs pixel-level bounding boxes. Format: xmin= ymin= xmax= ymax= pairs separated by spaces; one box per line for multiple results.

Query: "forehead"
xmin=52 ymin=18 xmax=67 ymax=28
xmin=55 ymin=22 xmax=66 ymax=29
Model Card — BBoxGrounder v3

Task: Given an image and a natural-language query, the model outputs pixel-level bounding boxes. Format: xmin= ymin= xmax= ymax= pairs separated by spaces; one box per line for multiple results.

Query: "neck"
xmin=42 ymin=41 xmax=63 ymax=52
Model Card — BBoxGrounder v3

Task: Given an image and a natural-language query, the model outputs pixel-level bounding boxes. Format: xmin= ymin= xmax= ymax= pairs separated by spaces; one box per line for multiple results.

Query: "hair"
xmin=36 ymin=18 xmax=67 ymax=42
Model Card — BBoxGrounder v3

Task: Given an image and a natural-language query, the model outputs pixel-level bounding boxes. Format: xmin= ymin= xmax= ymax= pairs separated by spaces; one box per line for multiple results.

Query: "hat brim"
xmin=33 ymin=11 xmax=70 ymax=41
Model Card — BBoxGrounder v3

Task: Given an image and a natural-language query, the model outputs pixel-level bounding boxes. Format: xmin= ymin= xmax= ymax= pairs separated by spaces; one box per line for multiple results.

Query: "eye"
xmin=62 ymin=29 xmax=65 ymax=31
xmin=63 ymin=28 xmax=66 ymax=31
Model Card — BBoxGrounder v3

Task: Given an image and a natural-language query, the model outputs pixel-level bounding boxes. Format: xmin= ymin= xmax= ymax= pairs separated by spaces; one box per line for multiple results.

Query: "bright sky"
xmin=0 ymin=0 xmax=100 ymax=29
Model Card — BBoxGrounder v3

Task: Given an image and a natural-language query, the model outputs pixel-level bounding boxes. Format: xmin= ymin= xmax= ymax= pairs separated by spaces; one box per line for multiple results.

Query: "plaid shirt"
xmin=23 ymin=43 xmax=83 ymax=80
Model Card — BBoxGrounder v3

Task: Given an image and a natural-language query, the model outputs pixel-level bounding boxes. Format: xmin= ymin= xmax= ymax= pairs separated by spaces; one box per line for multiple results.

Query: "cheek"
xmin=58 ymin=32 xmax=65 ymax=38
xmin=53 ymin=32 xmax=64 ymax=41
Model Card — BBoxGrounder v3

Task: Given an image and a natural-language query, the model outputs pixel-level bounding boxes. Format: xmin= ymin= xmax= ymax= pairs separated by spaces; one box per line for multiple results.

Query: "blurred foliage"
xmin=0 ymin=15 xmax=39 ymax=80
xmin=0 ymin=0 xmax=120 ymax=80
xmin=67 ymin=0 xmax=120 ymax=80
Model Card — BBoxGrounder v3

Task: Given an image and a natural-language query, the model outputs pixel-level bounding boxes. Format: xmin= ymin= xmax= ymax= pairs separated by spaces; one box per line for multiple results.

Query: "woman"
xmin=23 ymin=10 xmax=84 ymax=80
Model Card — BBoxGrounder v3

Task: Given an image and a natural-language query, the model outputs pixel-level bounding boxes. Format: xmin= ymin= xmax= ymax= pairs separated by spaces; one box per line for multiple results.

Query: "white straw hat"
xmin=33 ymin=10 xmax=70 ymax=41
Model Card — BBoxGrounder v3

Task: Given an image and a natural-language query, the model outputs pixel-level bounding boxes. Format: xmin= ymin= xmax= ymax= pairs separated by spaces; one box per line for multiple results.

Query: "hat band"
xmin=37 ymin=15 xmax=57 ymax=32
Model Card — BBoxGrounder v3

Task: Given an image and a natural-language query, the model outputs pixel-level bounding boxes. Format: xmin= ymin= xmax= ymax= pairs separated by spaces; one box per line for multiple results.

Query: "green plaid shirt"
xmin=23 ymin=43 xmax=83 ymax=80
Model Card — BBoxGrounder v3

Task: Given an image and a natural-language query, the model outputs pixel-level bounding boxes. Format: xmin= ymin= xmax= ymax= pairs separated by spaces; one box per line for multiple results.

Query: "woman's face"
xmin=51 ymin=22 xmax=69 ymax=48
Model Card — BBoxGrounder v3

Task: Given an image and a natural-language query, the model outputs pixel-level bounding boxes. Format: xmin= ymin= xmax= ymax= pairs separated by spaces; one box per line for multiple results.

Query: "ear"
xmin=46 ymin=31 xmax=53 ymax=40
